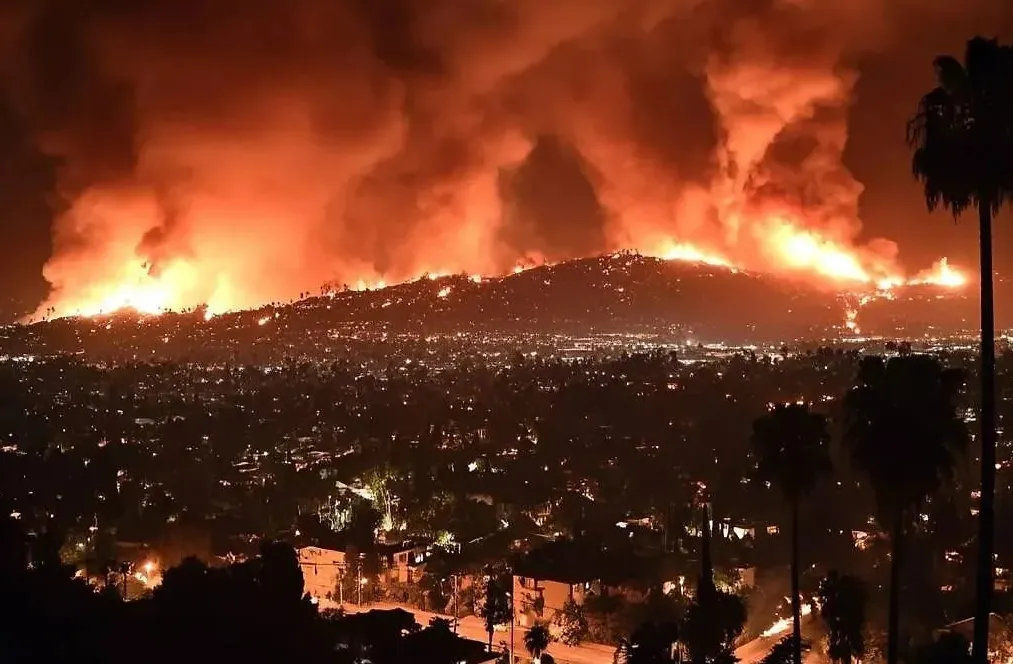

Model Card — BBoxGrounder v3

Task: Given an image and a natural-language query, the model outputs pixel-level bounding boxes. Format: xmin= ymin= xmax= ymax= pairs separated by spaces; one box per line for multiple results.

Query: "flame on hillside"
xmin=910 ymin=258 xmax=968 ymax=288
xmin=35 ymin=238 xmax=967 ymax=321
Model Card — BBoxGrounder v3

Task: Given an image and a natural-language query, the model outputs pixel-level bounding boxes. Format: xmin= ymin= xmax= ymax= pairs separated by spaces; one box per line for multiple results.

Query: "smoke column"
xmin=0 ymin=0 xmax=1003 ymax=318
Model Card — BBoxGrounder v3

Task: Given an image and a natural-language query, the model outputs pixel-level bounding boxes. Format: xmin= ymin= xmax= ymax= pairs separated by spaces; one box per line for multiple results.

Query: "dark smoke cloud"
xmin=0 ymin=0 xmax=1008 ymax=316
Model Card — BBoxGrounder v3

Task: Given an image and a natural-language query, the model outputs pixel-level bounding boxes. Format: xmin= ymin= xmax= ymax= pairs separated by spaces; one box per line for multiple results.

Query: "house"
xmin=386 ymin=539 xmax=461 ymax=584
xmin=512 ymin=574 xmax=589 ymax=627
xmin=389 ymin=543 xmax=433 ymax=584
xmin=298 ymin=545 xmax=346 ymax=600
xmin=510 ymin=539 xmax=654 ymax=627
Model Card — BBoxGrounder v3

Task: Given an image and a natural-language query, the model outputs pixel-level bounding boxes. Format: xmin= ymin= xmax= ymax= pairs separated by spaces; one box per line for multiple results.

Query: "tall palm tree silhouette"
xmin=907 ymin=36 xmax=1013 ymax=662
xmin=843 ymin=355 xmax=968 ymax=664
xmin=751 ymin=403 xmax=832 ymax=664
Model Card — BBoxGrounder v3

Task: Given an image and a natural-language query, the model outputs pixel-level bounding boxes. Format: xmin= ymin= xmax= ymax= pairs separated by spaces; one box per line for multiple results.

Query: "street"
xmin=323 ymin=599 xmax=795 ymax=664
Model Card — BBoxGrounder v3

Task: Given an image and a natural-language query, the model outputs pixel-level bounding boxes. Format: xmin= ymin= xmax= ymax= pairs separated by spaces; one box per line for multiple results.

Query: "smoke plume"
xmin=0 ymin=0 xmax=1005 ymax=317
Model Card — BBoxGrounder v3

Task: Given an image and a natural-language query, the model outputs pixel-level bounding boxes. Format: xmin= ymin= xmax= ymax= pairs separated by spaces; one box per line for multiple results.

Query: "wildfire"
xmin=764 ymin=220 xmax=873 ymax=284
xmin=761 ymin=602 xmax=812 ymax=639
xmin=658 ymin=241 xmax=731 ymax=268
xmin=844 ymin=308 xmax=860 ymax=334
xmin=909 ymin=258 xmax=968 ymax=288
xmin=131 ymin=560 xmax=162 ymax=589
xmin=32 ymin=220 xmax=968 ymax=322
xmin=60 ymin=261 xmax=197 ymax=317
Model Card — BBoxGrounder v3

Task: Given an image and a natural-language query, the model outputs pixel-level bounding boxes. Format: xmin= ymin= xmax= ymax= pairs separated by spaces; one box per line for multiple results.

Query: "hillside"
xmin=287 ymin=254 xmax=843 ymax=339
xmin=0 ymin=253 xmax=987 ymax=361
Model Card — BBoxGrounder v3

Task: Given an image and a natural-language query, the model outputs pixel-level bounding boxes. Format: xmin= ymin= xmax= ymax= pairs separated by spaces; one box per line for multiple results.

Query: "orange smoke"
xmin=8 ymin=0 xmax=982 ymax=321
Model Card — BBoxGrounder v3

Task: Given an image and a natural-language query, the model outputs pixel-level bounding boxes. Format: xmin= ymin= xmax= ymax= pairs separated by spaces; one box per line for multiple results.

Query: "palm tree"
xmin=751 ymin=403 xmax=833 ymax=664
xmin=818 ymin=570 xmax=868 ymax=664
xmin=480 ymin=572 xmax=513 ymax=652
xmin=907 ymin=36 xmax=1013 ymax=662
xmin=843 ymin=355 xmax=969 ymax=664
xmin=524 ymin=621 xmax=552 ymax=661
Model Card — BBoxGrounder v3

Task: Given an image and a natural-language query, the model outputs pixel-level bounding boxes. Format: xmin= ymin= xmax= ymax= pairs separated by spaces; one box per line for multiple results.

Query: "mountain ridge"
xmin=1 ymin=253 xmax=982 ymax=361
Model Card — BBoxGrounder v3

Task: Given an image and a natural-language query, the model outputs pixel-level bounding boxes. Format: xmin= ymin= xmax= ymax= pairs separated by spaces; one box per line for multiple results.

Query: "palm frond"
xmin=907 ymin=37 xmax=1013 ymax=217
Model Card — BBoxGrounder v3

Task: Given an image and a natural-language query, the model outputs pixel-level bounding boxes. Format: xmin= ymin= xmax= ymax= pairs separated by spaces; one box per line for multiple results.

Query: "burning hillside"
xmin=2 ymin=253 xmax=985 ymax=363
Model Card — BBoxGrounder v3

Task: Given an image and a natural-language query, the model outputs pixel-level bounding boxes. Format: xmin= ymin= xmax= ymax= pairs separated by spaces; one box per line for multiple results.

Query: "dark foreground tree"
xmin=524 ymin=621 xmax=552 ymax=660
xmin=818 ymin=570 xmax=868 ymax=664
xmin=843 ymin=355 xmax=968 ymax=664
xmin=480 ymin=571 xmax=513 ymax=652
xmin=751 ymin=403 xmax=832 ymax=664
xmin=626 ymin=620 xmax=680 ymax=663
xmin=681 ymin=587 xmax=746 ymax=664
xmin=761 ymin=636 xmax=811 ymax=664
xmin=907 ymin=36 xmax=1013 ymax=663
xmin=554 ymin=596 xmax=590 ymax=646
xmin=910 ymin=632 xmax=973 ymax=664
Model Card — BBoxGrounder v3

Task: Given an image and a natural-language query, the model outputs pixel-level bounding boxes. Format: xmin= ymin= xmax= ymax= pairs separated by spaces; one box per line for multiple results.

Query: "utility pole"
xmin=357 ymin=552 xmax=365 ymax=606
xmin=507 ymin=569 xmax=515 ymax=664
xmin=510 ymin=609 xmax=515 ymax=664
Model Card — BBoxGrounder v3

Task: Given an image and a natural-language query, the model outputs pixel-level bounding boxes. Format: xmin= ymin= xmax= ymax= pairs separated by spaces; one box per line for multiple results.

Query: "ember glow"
xmin=761 ymin=602 xmax=813 ymax=639
xmin=5 ymin=0 xmax=982 ymax=321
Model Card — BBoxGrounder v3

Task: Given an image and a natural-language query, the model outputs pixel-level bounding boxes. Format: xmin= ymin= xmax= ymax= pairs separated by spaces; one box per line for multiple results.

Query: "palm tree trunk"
xmin=887 ymin=508 xmax=904 ymax=664
xmin=791 ymin=500 xmax=802 ymax=664
xmin=973 ymin=202 xmax=996 ymax=664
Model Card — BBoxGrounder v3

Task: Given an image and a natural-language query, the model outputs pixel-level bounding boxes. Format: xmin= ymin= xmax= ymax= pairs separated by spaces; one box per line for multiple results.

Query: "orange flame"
xmin=35 ymin=233 xmax=968 ymax=321
xmin=657 ymin=241 xmax=731 ymax=268
xmin=30 ymin=190 xmax=968 ymax=322
xmin=909 ymin=258 xmax=968 ymax=288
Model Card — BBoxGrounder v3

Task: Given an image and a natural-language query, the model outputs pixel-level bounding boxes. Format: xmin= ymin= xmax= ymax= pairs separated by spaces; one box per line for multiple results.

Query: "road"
xmin=734 ymin=619 xmax=823 ymax=664
xmin=328 ymin=599 xmax=620 ymax=664
xmin=323 ymin=599 xmax=799 ymax=664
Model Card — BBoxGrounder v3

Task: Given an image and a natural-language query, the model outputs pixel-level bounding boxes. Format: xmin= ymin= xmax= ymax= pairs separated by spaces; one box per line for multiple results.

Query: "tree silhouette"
xmin=480 ymin=572 xmax=513 ymax=652
xmin=910 ymin=632 xmax=973 ymax=664
xmin=682 ymin=520 xmax=745 ymax=664
xmin=525 ymin=621 xmax=553 ymax=660
xmin=818 ymin=570 xmax=867 ymax=664
xmin=907 ymin=36 xmax=1013 ymax=662
xmin=681 ymin=588 xmax=745 ymax=664
xmin=429 ymin=616 xmax=454 ymax=633
xmin=625 ymin=620 xmax=680 ymax=663
xmin=554 ymin=596 xmax=590 ymax=646
xmin=259 ymin=539 xmax=308 ymax=607
xmin=751 ymin=403 xmax=832 ymax=664
xmin=761 ymin=635 xmax=811 ymax=664
xmin=843 ymin=355 xmax=968 ymax=664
